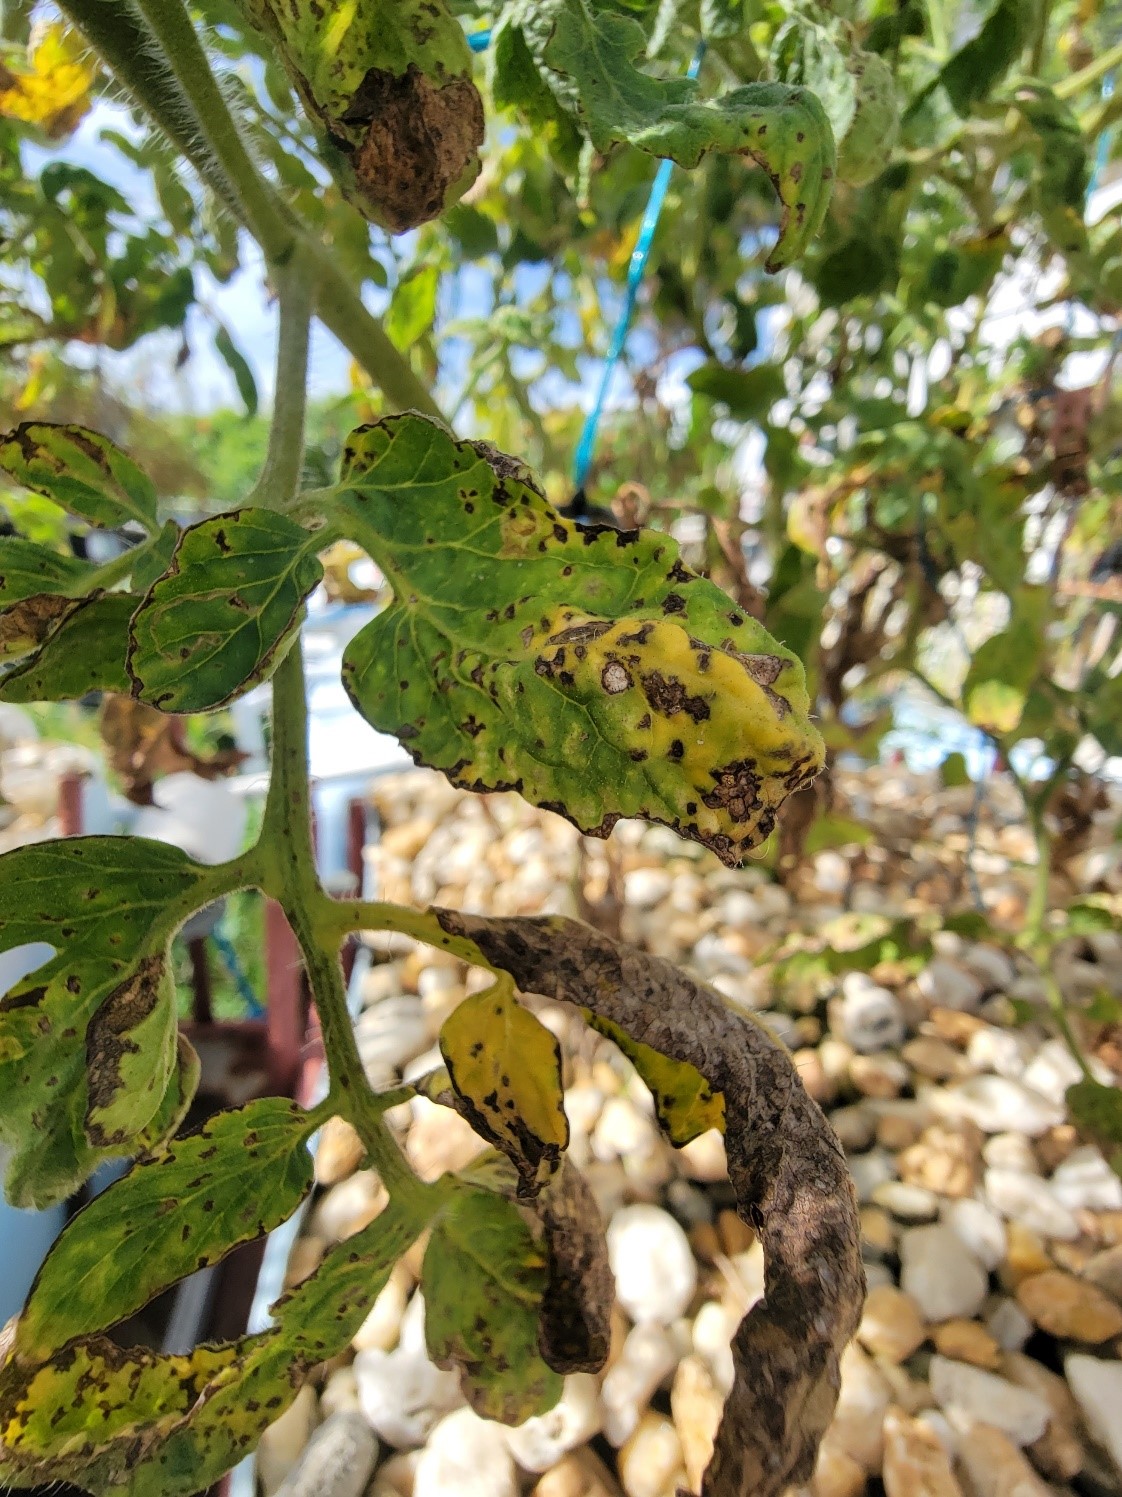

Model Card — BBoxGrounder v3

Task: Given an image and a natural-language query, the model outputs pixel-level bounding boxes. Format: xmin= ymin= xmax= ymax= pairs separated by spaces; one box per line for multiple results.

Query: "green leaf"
xmin=385 ymin=263 xmax=440 ymax=352
xmin=0 ymin=536 xmax=89 ymax=603
xmin=0 ymin=836 xmax=219 ymax=1207
xmin=127 ymin=508 xmax=323 ymax=712
xmin=963 ymin=590 xmax=1048 ymax=736
xmin=0 ymin=591 xmax=86 ymax=663
xmin=336 ymin=416 xmax=824 ymax=868
xmin=1066 ymin=1079 xmax=1122 ymax=1178
xmin=128 ymin=521 xmax=182 ymax=594
xmin=937 ymin=0 xmax=1037 ymax=116
xmin=541 ymin=0 xmax=836 ymax=270
xmin=0 ymin=1190 xmax=438 ymax=1496
xmin=771 ymin=14 xmax=857 ymax=147
xmin=423 ymin=1187 xmax=563 ymax=1422
xmin=580 ymin=1009 xmax=725 ymax=1143
xmin=0 ymin=422 xmax=158 ymax=533
xmin=0 ymin=590 xmax=135 ymax=701
xmin=440 ymin=983 xmax=569 ymax=1196
xmin=17 ymin=1098 xmax=316 ymax=1361
xmin=687 ymin=361 xmax=786 ymax=419
xmin=214 ymin=323 xmax=259 ymax=417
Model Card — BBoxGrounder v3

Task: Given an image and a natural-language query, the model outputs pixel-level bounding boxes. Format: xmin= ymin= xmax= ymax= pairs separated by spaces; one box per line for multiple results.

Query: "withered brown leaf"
xmin=434 ymin=909 xmax=865 ymax=1497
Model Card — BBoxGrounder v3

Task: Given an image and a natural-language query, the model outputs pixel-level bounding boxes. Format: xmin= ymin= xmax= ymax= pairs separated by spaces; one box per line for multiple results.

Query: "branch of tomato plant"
xmin=249 ymin=244 xmax=316 ymax=510
xmin=59 ymin=0 xmax=442 ymax=421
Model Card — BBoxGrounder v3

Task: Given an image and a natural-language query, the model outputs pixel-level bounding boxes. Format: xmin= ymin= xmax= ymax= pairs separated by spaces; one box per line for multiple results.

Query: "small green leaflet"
xmin=0 ymin=1191 xmax=439 ymax=1496
xmin=336 ymin=415 xmax=823 ymax=868
xmin=1067 ymin=1079 xmax=1122 ymax=1179
xmin=0 ymin=536 xmax=90 ymax=603
xmin=0 ymin=422 xmax=158 ymax=533
xmin=0 ymin=837 xmax=222 ymax=1208
xmin=541 ymin=0 xmax=836 ymax=269
xmin=0 ymin=591 xmax=135 ymax=701
xmin=16 ymin=1099 xmax=318 ymax=1361
xmin=127 ymin=508 xmax=323 ymax=712
xmin=423 ymin=1187 xmax=563 ymax=1422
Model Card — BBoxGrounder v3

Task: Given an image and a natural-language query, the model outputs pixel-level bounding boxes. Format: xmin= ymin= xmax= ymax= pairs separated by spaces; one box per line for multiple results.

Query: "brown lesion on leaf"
xmin=600 ymin=661 xmax=632 ymax=695
xmin=84 ymin=955 xmax=164 ymax=1147
xmin=702 ymin=758 xmax=764 ymax=825
xmin=0 ymin=592 xmax=82 ymax=657
xmin=434 ymin=910 xmax=865 ymax=1497
xmin=640 ymin=670 xmax=711 ymax=722
xmin=343 ymin=65 xmax=484 ymax=233
xmin=535 ymin=1161 xmax=613 ymax=1375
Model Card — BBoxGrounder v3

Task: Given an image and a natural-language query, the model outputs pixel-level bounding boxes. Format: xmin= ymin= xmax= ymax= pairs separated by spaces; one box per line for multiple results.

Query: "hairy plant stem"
xmin=250 ymin=248 xmax=316 ymax=509
xmin=261 ymin=646 xmax=420 ymax=1199
xmin=59 ymin=0 xmax=442 ymax=419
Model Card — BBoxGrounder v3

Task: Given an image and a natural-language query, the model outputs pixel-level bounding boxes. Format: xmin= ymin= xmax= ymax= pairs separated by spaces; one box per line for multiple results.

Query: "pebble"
xmin=257 ymin=1386 xmax=318 ymax=1496
xmin=617 ymin=1412 xmax=687 ymax=1497
xmin=900 ymin=1225 xmax=989 ymax=1322
xmin=670 ymin=1355 xmax=723 ymax=1492
xmin=982 ymin=1132 xmax=1039 ymax=1174
xmin=903 ymin=1037 xmax=970 ymax=1081
xmin=354 ymin=1339 xmax=462 ymax=1448
xmin=857 ymin=1284 xmax=927 ymax=1363
xmin=691 ymin=1301 xmax=737 ymax=1396
xmin=898 ymin=1123 xmax=980 ymax=1198
xmin=532 ymin=1451 xmax=623 ymax=1497
xmin=1064 ymin=1354 xmax=1122 ymax=1477
xmin=872 ymin=1181 xmax=940 ymax=1223
xmin=849 ymin=1148 xmax=898 ymax=1204
xmin=314 ymin=1117 xmax=365 ymax=1185
xmin=942 ymin=1198 xmax=1006 ymax=1271
xmin=932 ymin=1077 xmax=1063 ymax=1137
xmin=881 ymin=1405 xmax=963 ymax=1497
xmin=850 ymin=1052 xmax=909 ymax=1099
xmin=505 ymin=1375 xmax=604 ymax=1472
xmin=930 ymin=1318 xmax=1000 ymax=1369
xmin=1082 ymin=1242 xmax=1122 ymax=1303
xmin=954 ymin=1421 xmax=1052 ymax=1497
xmin=355 ymin=996 xmax=431 ymax=1075
xmin=353 ymin=1265 xmax=410 ymax=1352
xmin=928 ymin=1357 xmax=1050 ymax=1445
xmin=986 ymin=1298 xmax=1034 ymax=1352
xmin=677 ymin=1128 xmax=727 ymax=1183
xmin=309 ymin=1170 xmax=387 ymax=1242
xmin=832 ymin=1104 xmax=877 ymax=1152
xmin=835 ymin=975 xmax=906 ymax=1053
xmin=413 ymin=1408 xmax=517 ymax=1497
xmin=272 ymin=1413 xmax=379 ymax=1497
xmin=1048 ymin=1146 xmax=1122 ymax=1211
xmin=831 ymin=1343 xmax=892 ymax=1473
xmin=811 ymin=1434 xmax=867 ymax=1497
xmin=1015 ymin=1269 xmax=1122 ymax=1343
xmin=917 ymin=959 xmax=984 ymax=1012
xmin=984 ymin=1169 xmax=1080 ymax=1241
xmin=602 ymin=1325 xmax=678 ymax=1446
xmin=999 ymin=1352 xmax=1084 ymax=1482
xmin=319 ymin=1367 xmax=362 ymax=1420
xmin=606 ymin=1206 xmax=697 ymax=1326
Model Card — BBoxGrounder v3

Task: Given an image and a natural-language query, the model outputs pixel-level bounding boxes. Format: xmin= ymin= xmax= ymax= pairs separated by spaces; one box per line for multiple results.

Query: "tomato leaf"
xmin=423 ymin=1186 xmax=563 ymax=1422
xmin=440 ymin=982 xmax=568 ymax=1196
xmin=127 ymin=508 xmax=323 ymax=712
xmin=0 ymin=423 xmax=158 ymax=533
xmin=336 ymin=415 xmax=823 ymax=867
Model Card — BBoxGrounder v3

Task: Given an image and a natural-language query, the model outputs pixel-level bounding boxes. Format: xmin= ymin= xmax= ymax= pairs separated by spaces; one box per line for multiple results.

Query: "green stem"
xmin=1054 ymin=38 xmax=1122 ymax=99
xmin=317 ymin=897 xmax=495 ymax=971
xmin=56 ymin=0 xmax=240 ymax=214
xmin=1023 ymin=799 xmax=1052 ymax=943
xmin=261 ymin=645 xmax=419 ymax=1198
xmin=250 ymin=248 xmax=316 ymax=510
xmin=131 ymin=0 xmax=294 ymax=257
xmin=62 ymin=0 xmax=441 ymax=419
xmin=83 ymin=543 xmax=144 ymax=594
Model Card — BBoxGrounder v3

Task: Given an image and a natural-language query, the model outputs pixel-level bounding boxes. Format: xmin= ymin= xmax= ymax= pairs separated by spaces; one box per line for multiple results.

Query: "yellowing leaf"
xmin=422 ymin=1187 xmax=563 ymax=1423
xmin=0 ymin=25 xmax=95 ymax=139
xmin=440 ymin=983 xmax=568 ymax=1196
xmin=581 ymin=1010 xmax=725 ymax=1144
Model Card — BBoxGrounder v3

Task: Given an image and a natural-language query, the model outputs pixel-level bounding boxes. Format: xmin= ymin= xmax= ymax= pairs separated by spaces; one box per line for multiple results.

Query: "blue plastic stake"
xmin=468 ymin=29 xmax=492 ymax=52
xmin=571 ymin=41 xmax=707 ymax=492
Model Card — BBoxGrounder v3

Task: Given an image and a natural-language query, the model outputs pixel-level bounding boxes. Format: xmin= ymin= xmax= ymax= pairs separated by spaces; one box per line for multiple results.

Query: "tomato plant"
xmin=0 ymin=1 xmax=1120 ymax=1494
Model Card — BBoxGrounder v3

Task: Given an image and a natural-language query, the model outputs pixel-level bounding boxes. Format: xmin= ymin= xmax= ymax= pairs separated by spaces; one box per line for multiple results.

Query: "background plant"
xmin=0 ymin=0 xmax=1120 ymax=1494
